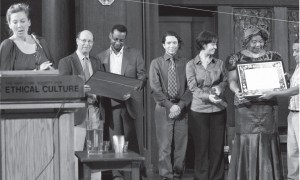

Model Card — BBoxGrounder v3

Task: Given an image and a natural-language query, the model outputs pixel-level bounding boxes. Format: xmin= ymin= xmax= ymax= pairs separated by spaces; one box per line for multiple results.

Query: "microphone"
xmin=31 ymin=33 xmax=43 ymax=49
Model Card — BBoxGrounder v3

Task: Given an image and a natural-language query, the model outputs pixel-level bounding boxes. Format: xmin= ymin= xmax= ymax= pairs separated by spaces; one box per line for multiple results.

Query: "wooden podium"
xmin=0 ymin=71 xmax=86 ymax=180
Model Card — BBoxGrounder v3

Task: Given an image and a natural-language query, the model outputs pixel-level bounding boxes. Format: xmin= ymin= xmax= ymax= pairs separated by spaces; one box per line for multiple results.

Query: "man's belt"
xmin=290 ymin=110 xmax=299 ymax=112
xmin=169 ymin=98 xmax=180 ymax=103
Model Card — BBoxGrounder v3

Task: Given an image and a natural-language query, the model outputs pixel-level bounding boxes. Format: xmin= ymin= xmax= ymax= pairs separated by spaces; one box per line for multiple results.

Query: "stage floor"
xmin=102 ymin=152 xmax=287 ymax=180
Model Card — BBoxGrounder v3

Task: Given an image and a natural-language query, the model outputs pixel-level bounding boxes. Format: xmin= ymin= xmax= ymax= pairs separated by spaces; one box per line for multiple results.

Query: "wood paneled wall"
xmin=76 ymin=0 xmax=143 ymax=56
xmin=1 ymin=118 xmax=54 ymax=180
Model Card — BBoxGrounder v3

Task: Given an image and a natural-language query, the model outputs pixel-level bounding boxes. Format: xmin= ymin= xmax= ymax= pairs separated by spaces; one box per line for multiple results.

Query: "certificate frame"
xmin=86 ymin=71 xmax=143 ymax=101
xmin=236 ymin=60 xmax=287 ymax=97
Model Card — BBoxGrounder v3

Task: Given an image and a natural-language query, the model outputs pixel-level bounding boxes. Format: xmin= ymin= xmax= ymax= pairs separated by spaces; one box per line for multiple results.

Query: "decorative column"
xmin=143 ymin=0 xmax=160 ymax=172
xmin=288 ymin=9 xmax=299 ymax=71
xmin=273 ymin=7 xmax=288 ymax=68
xmin=0 ymin=0 xmax=2 ymax=42
xmin=217 ymin=6 xmax=235 ymax=151
xmin=42 ymin=0 xmax=75 ymax=68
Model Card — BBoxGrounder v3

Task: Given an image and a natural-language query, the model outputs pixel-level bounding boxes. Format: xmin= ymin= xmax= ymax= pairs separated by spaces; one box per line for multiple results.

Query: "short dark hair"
xmin=161 ymin=31 xmax=183 ymax=49
xmin=6 ymin=3 xmax=30 ymax=24
xmin=111 ymin=24 xmax=127 ymax=35
xmin=294 ymin=38 xmax=299 ymax=44
xmin=195 ymin=31 xmax=217 ymax=51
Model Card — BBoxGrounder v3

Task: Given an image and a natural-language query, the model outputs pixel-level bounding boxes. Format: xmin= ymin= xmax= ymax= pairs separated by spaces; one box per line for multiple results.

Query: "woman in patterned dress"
xmin=226 ymin=26 xmax=284 ymax=180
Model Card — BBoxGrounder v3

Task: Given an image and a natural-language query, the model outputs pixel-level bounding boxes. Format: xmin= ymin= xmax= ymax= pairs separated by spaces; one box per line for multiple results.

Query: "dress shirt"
xmin=289 ymin=64 xmax=299 ymax=111
xmin=76 ymin=50 xmax=93 ymax=75
xmin=149 ymin=53 xmax=191 ymax=110
xmin=186 ymin=55 xmax=227 ymax=113
xmin=110 ymin=47 xmax=124 ymax=75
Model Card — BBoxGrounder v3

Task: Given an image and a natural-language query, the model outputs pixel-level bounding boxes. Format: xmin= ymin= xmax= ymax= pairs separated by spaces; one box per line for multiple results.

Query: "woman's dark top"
xmin=0 ymin=36 xmax=54 ymax=70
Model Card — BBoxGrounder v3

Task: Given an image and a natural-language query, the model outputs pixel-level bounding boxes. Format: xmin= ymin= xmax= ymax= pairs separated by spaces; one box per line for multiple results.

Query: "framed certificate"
xmin=86 ymin=71 xmax=143 ymax=101
xmin=237 ymin=60 xmax=287 ymax=97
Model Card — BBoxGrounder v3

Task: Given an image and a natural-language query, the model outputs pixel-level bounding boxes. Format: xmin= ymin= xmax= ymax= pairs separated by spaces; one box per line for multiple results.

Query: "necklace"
xmin=242 ymin=49 xmax=266 ymax=58
xmin=13 ymin=36 xmax=37 ymax=54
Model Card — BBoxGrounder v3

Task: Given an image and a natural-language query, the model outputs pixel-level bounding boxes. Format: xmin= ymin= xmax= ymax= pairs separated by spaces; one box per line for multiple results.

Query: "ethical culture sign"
xmin=0 ymin=75 xmax=84 ymax=101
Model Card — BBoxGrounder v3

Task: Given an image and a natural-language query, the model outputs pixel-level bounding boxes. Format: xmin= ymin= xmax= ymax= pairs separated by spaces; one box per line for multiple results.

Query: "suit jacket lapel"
xmin=90 ymin=57 xmax=97 ymax=74
xmin=72 ymin=53 xmax=84 ymax=76
xmin=121 ymin=47 xmax=129 ymax=75
xmin=103 ymin=49 xmax=110 ymax=72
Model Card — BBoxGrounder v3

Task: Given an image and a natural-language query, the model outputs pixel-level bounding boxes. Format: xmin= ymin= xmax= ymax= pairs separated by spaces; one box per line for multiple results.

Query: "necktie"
xmin=168 ymin=57 xmax=177 ymax=97
xmin=83 ymin=57 xmax=90 ymax=81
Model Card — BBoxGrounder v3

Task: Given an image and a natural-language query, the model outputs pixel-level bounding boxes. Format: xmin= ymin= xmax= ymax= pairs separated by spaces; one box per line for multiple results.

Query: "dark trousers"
xmin=188 ymin=110 xmax=226 ymax=180
xmin=155 ymin=104 xmax=188 ymax=179
xmin=108 ymin=100 xmax=144 ymax=178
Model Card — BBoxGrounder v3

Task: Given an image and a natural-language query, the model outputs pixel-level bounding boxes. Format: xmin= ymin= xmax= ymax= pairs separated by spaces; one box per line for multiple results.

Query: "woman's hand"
xmin=39 ymin=61 xmax=53 ymax=70
xmin=212 ymin=86 xmax=221 ymax=96
xmin=208 ymin=94 xmax=222 ymax=104
xmin=285 ymin=72 xmax=291 ymax=80
xmin=234 ymin=90 xmax=245 ymax=101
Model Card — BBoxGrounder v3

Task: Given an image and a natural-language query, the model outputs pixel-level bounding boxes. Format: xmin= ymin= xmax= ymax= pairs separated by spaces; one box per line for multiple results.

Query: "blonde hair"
xmin=6 ymin=3 xmax=30 ymax=24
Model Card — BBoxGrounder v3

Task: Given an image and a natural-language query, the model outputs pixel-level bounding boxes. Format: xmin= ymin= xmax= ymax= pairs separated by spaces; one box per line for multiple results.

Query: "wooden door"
xmin=159 ymin=16 xmax=217 ymax=59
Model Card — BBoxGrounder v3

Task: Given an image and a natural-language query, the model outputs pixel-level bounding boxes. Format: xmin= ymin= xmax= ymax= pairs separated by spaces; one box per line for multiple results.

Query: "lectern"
xmin=0 ymin=71 xmax=86 ymax=180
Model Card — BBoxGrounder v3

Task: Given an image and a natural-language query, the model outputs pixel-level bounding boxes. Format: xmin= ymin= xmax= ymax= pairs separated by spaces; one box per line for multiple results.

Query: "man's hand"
xmin=259 ymin=91 xmax=275 ymax=100
xmin=170 ymin=104 xmax=180 ymax=112
xmin=84 ymin=85 xmax=98 ymax=104
xmin=134 ymin=81 xmax=146 ymax=91
xmin=87 ymin=94 xmax=97 ymax=104
xmin=84 ymin=85 xmax=91 ymax=94
xmin=123 ymin=93 xmax=131 ymax=100
xmin=169 ymin=105 xmax=181 ymax=119
xmin=169 ymin=111 xmax=180 ymax=118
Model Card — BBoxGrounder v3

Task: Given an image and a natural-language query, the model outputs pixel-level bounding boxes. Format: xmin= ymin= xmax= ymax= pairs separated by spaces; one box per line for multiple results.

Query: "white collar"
xmin=76 ymin=50 xmax=89 ymax=60
xmin=110 ymin=46 xmax=124 ymax=56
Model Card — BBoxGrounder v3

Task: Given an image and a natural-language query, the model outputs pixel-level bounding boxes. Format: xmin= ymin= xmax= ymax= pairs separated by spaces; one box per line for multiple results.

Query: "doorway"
xmin=159 ymin=6 xmax=218 ymax=59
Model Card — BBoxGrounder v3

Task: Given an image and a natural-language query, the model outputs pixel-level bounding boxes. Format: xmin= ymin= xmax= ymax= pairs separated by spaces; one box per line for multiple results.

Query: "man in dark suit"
xmin=58 ymin=30 xmax=104 ymax=180
xmin=97 ymin=24 xmax=146 ymax=180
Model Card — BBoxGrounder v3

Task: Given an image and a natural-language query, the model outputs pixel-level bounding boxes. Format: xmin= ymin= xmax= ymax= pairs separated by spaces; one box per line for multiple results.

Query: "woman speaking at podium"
xmin=0 ymin=3 xmax=54 ymax=71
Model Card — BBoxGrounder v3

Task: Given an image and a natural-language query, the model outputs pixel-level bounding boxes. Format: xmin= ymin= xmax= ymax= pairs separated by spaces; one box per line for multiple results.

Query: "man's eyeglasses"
xmin=78 ymin=39 xmax=93 ymax=44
